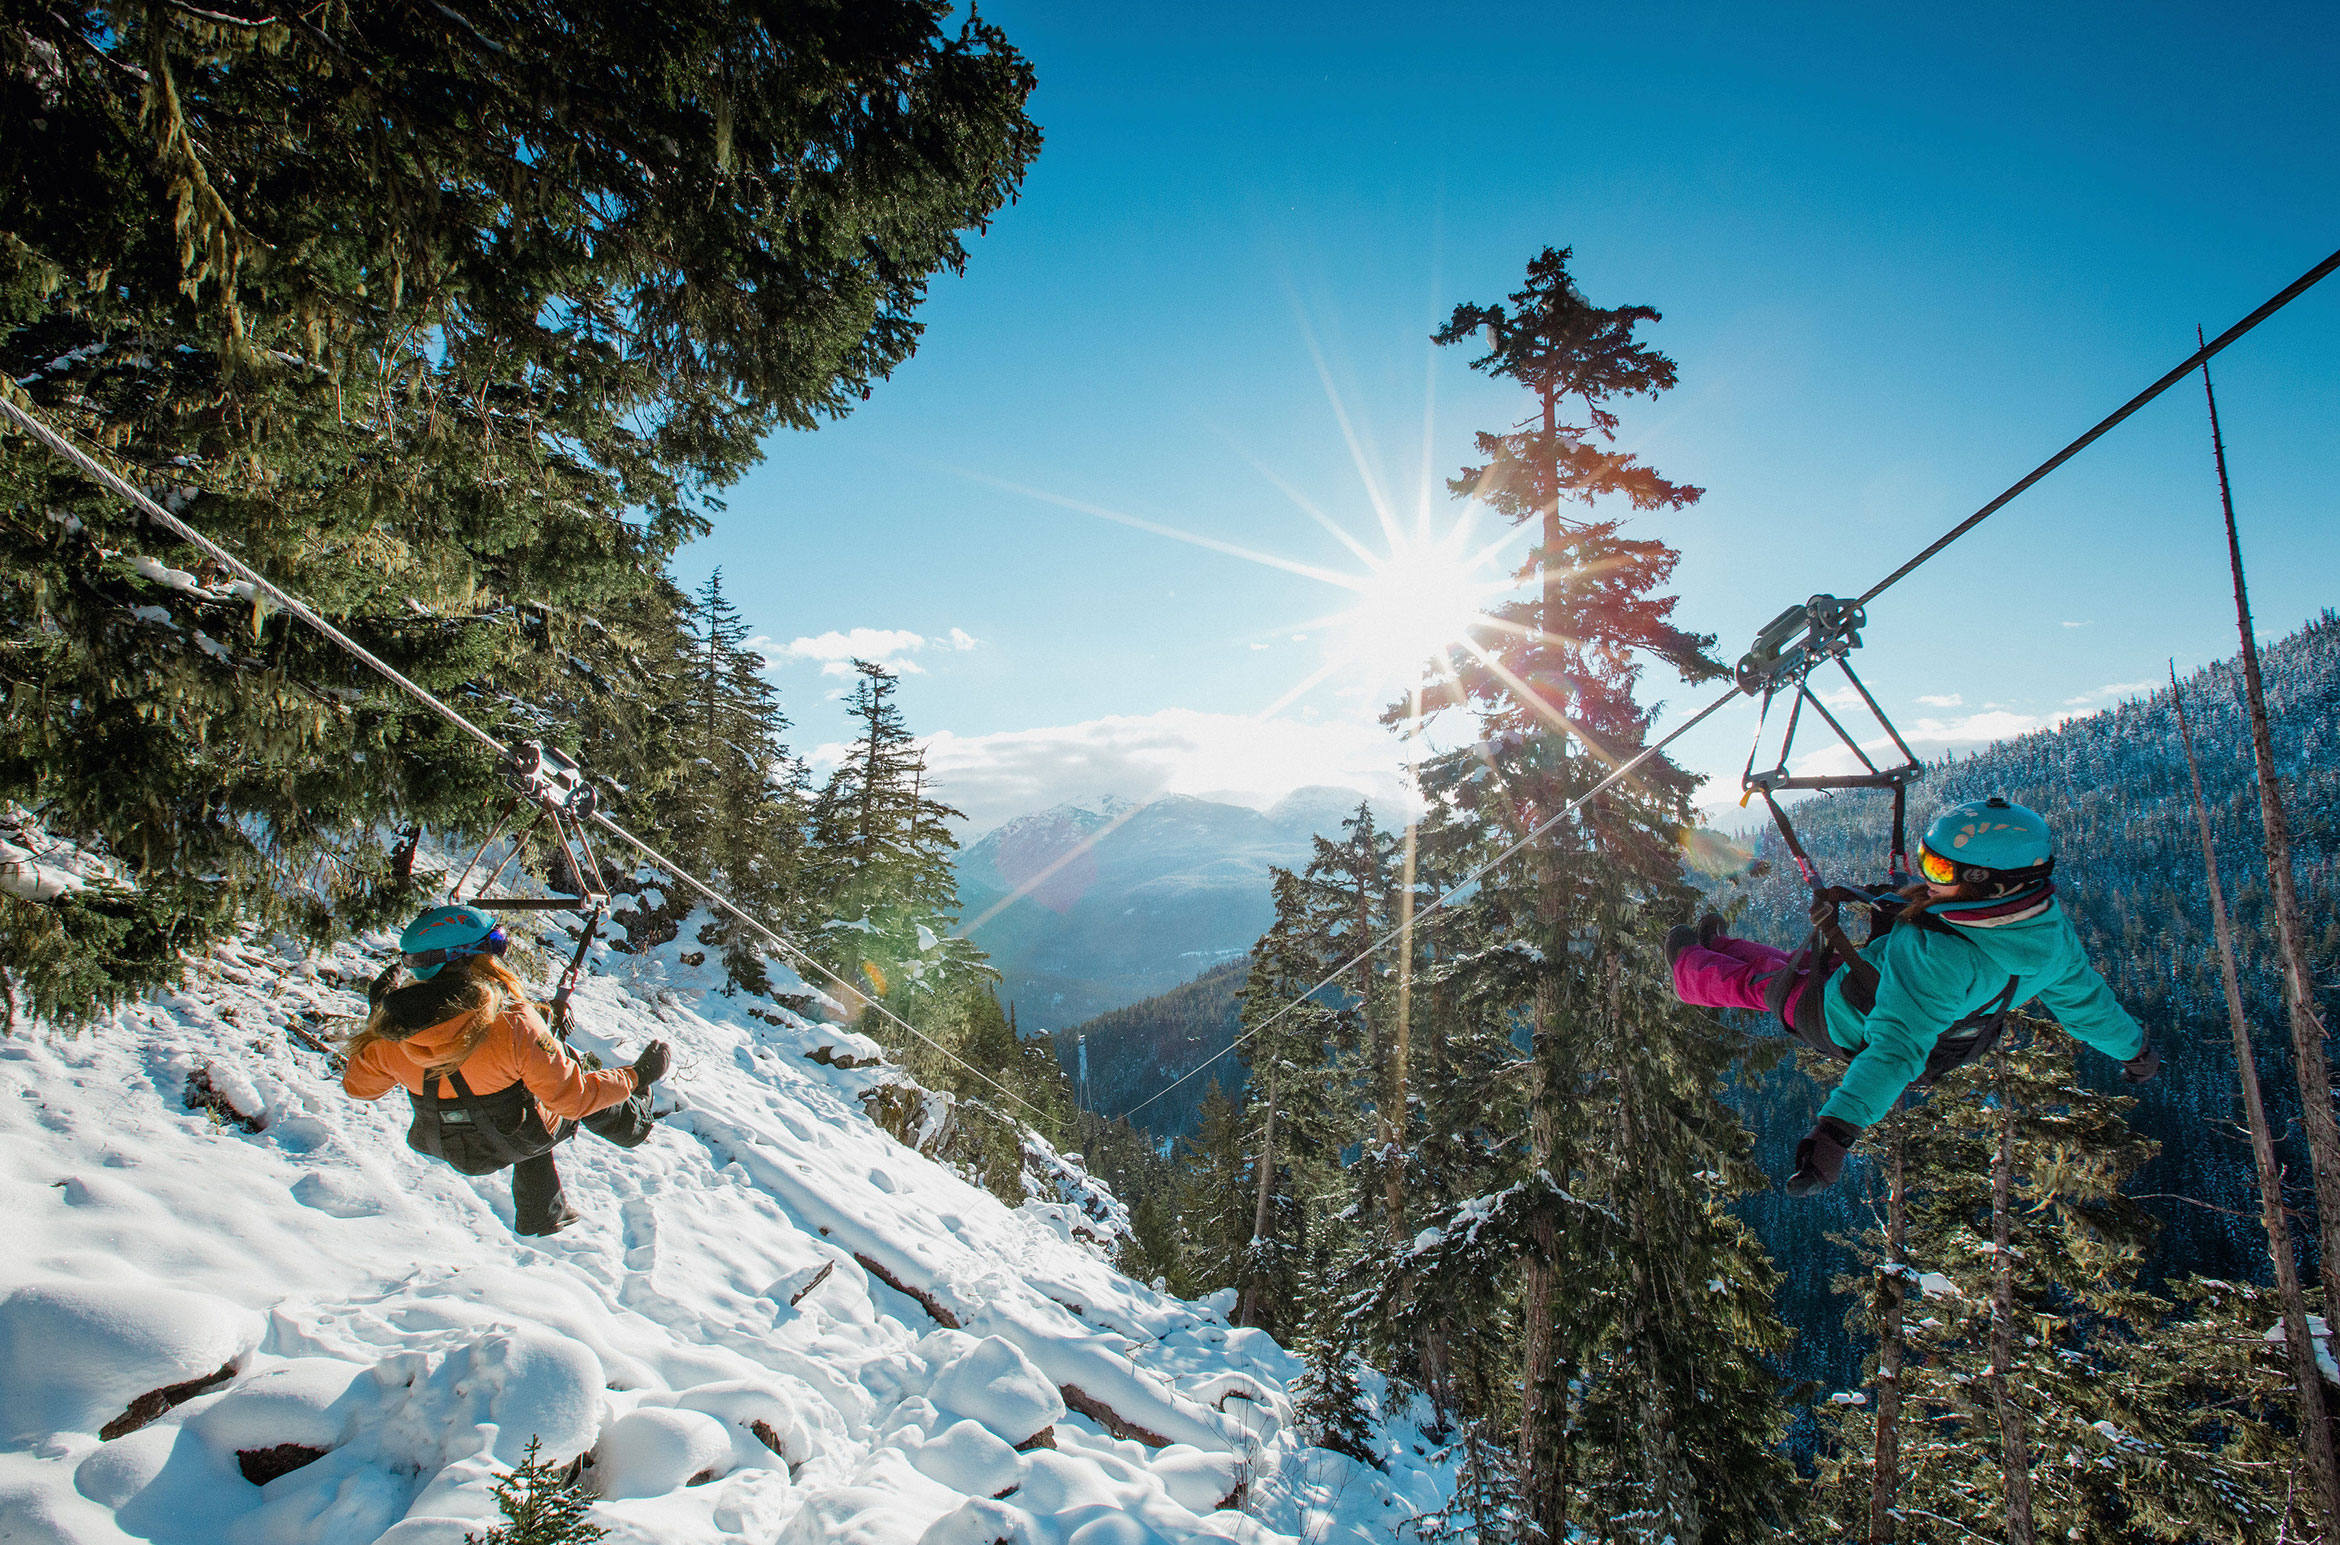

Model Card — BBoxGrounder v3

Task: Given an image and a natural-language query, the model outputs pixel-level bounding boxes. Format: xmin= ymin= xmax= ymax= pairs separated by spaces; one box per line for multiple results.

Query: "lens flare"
xmin=1331 ymin=531 xmax=1510 ymax=690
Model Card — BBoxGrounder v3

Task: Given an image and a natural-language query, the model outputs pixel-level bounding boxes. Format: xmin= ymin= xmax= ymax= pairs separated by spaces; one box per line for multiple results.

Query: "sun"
xmin=1327 ymin=527 xmax=1513 ymax=693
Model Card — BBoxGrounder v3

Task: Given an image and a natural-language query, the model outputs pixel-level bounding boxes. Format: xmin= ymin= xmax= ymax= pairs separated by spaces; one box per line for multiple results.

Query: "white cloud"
xmin=2060 ymin=620 xmax=2095 ymax=629
xmin=867 ymin=707 xmax=1422 ymax=835
xmin=1916 ymin=692 xmax=1963 ymax=708
xmin=759 ymin=625 xmax=979 ymax=678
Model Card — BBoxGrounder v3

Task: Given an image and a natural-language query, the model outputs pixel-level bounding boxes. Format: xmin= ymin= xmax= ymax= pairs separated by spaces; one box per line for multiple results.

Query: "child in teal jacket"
xmin=1668 ymin=797 xmax=2160 ymax=1195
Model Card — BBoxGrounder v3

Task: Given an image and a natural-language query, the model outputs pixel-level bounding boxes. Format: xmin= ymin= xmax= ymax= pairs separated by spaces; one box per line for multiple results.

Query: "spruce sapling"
xmin=465 ymin=1437 xmax=605 ymax=1545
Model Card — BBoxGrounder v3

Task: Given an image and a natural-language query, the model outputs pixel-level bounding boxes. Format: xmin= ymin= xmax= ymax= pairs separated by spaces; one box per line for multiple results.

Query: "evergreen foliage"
xmin=465 ymin=1437 xmax=604 ymax=1545
xmin=1811 ymin=1019 xmax=2303 ymax=1541
xmin=807 ymin=662 xmax=987 ymax=1010
xmin=1291 ymin=1282 xmax=1382 ymax=1470
xmin=1052 ymin=958 xmax=1246 ymax=1136
xmin=0 ymin=0 xmax=1039 ymax=1015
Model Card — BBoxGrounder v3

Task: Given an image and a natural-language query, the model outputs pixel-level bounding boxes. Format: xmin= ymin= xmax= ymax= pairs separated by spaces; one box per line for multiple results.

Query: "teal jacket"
xmin=1818 ymin=896 xmax=2146 ymax=1129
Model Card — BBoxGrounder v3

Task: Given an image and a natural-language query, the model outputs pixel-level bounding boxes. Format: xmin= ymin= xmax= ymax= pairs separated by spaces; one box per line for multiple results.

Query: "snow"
xmin=928 ymin=1337 xmax=1065 ymax=1445
xmin=0 ymin=834 xmax=87 ymax=901
xmin=597 ymin=1407 xmax=735 ymax=1497
xmin=1915 ymin=1272 xmax=1960 ymax=1300
xmin=0 ymin=1282 xmax=263 ymax=1445
xmin=2262 ymin=1315 xmax=2340 ymax=1383
xmin=0 ymin=920 xmax=1458 ymax=1543
xmin=129 ymin=555 xmax=203 ymax=593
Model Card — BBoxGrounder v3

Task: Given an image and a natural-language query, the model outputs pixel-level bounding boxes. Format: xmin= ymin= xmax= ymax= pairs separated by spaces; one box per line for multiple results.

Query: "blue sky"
xmin=677 ymin=1 xmax=2340 ymax=833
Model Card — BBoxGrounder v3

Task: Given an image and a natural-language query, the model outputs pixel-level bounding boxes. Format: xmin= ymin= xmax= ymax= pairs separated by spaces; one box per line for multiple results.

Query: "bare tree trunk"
xmin=1237 ymin=1065 xmax=1279 ymax=1330
xmin=1869 ymin=1114 xmax=1908 ymax=1544
xmin=2174 ymin=669 xmax=2340 ymax=1533
xmin=1988 ymin=1043 xmax=2035 ymax=1545
xmin=2205 ymin=357 xmax=2340 ymax=1313
xmin=1518 ymin=850 xmax=1569 ymax=1544
xmin=1388 ymin=746 xmax=1420 ymax=1246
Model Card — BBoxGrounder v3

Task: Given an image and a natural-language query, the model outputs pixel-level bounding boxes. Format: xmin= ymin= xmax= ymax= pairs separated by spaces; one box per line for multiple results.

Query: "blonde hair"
xmin=345 ymin=954 xmax=544 ymax=1082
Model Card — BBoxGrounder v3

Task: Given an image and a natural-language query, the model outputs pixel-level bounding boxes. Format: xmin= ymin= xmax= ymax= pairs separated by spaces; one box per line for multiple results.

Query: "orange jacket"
xmin=344 ymin=1003 xmax=638 ymax=1121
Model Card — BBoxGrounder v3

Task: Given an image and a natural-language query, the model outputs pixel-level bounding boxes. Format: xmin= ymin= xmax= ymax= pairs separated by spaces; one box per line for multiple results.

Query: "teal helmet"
xmin=399 ymin=904 xmax=508 ymax=980
xmin=1918 ymin=798 xmax=2055 ymax=894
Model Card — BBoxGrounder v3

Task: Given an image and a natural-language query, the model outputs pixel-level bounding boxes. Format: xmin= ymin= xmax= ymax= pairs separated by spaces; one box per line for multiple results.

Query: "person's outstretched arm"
xmin=506 ymin=1008 xmax=639 ymax=1120
xmin=342 ymin=1041 xmax=401 ymax=1101
xmin=2034 ymin=919 xmax=2149 ymax=1068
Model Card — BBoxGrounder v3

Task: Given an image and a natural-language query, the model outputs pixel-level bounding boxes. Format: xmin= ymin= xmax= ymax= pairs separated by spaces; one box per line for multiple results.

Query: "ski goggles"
xmin=1917 ymin=843 xmax=1960 ymax=886
xmin=405 ymin=925 xmax=509 ymax=972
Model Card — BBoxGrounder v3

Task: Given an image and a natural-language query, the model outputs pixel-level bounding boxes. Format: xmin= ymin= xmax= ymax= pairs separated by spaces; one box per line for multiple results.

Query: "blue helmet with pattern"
xmin=398 ymin=904 xmax=508 ymax=981
xmin=1918 ymin=798 xmax=2055 ymax=892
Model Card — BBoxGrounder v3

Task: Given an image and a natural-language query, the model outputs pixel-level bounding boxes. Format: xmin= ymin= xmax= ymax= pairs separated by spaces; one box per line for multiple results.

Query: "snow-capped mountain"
xmin=0 ymin=918 xmax=1451 ymax=1543
xmin=954 ymin=789 xmax=1375 ymax=1031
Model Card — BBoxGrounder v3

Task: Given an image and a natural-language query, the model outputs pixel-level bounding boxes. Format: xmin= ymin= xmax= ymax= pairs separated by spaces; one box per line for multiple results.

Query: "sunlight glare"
xmin=1333 ymin=531 xmax=1508 ymax=690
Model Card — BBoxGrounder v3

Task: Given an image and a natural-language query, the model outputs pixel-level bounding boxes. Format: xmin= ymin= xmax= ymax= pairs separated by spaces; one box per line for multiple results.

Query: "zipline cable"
xmin=1112 ymin=682 xmax=1743 ymax=1121
xmin=1856 ymin=242 xmax=2340 ymax=611
xmin=1113 ymin=240 xmax=2340 ymax=1123
xmin=0 ymin=393 xmax=1054 ymax=1126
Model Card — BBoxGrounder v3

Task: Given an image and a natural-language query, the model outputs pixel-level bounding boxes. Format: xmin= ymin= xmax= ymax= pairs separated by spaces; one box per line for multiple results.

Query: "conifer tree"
xmin=466 ymin=1437 xmax=604 ymax=1545
xmin=1233 ymin=868 xmax=1349 ymax=1335
xmin=1175 ymin=1081 xmax=1256 ymax=1297
xmin=1300 ymin=805 xmax=1411 ymax=1249
xmin=1292 ymin=1281 xmax=1382 ymax=1470
xmin=674 ymin=570 xmax=805 ymax=995
xmin=1814 ymin=1018 xmax=2272 ymax=1543
xmin=0 ymin=1 xmax=1039 ymax=1015
xmin=806 ymin=662 xmax=986 ymax=1012
xmin=1420 ymin=243 xmax=1780 ymax=1542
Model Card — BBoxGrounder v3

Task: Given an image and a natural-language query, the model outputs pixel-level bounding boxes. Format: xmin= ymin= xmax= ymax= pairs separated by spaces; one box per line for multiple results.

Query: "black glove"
xmin=2122 ymin=1041 xmax=2161 ymax=1085
xmin=1786 ymin=1116 xmax=1862 ymax=1197
xmin=632 ymin=1040 xmax=671 ymax=1088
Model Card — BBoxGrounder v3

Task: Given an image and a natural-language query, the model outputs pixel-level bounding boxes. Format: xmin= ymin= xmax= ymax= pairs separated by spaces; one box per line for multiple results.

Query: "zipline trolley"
xmin=448 ymin=739 xmax=615 ymax=1037
xmin=1735 ymin=593 xmax=1924 ymax=885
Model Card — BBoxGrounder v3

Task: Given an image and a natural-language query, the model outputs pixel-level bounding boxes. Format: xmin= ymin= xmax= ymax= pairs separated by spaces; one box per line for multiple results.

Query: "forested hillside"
xmin=1054 ymin=958 xmax=1247 ymax=1135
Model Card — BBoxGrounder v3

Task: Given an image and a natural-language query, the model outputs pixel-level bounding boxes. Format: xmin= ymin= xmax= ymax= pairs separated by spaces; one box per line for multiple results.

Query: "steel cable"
xmin=0 ymin=394 xmax=1054 ymax=1125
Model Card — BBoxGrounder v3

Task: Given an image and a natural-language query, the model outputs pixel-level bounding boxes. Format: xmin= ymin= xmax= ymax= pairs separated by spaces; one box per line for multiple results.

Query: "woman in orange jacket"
xmin=344 ymin=905 xmax=671 ymax=1236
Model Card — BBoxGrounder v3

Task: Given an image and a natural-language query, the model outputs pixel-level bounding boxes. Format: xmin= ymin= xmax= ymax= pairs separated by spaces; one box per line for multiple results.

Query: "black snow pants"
xmin=407 ymin=1075 xmax=656 ymax=1234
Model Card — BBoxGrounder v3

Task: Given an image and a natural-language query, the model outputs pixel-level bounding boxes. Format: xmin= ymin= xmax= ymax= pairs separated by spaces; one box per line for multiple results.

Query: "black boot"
xmin=1664 ymin=924 xmax=1698 ymax=968
xmin=512 ymin=1152 xmax=579 ymax=1236
xmin=1698 ymin=912 xmax=1727 ymax=949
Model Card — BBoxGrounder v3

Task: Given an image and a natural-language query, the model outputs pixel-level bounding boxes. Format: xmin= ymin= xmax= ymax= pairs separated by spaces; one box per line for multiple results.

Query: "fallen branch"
xmin=1059 ymin=1384 xmax=1170 ymax=1448
xmin=854 ymin=1253 xmax=960 ymax=1329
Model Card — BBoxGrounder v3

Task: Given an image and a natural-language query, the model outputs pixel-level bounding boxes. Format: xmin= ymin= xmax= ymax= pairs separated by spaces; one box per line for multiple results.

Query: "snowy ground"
xmin=0 ymin=914 xmax=1451 ymax=1544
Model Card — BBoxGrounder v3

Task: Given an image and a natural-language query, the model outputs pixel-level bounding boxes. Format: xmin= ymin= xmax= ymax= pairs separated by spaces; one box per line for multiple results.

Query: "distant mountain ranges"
xmin=952 ymin=786 xmax=1374 ymax=1031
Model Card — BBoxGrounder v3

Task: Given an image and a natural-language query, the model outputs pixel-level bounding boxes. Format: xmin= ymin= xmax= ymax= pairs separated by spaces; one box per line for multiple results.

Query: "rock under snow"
xmin=928 ymin=1336 xmax=1066 ymax=1446
xmin=0 ymin=1280 xmax=263 ymax=1444
xmin=912 ymin=1417 xmax=1029 ymax=1498
xmin=596 ymin=1406 xmax=735 ymax=1498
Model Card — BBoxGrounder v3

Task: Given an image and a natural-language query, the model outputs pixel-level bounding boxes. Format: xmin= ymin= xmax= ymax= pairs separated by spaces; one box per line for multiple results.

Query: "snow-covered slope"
xmin=0 ymin=925 xmax=1449 ymax=1544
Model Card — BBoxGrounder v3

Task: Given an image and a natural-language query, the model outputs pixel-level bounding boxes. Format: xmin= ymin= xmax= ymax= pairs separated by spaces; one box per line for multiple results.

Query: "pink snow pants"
xmin=1671 ymin=934 xmax=1809 ymax=1023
